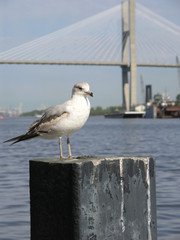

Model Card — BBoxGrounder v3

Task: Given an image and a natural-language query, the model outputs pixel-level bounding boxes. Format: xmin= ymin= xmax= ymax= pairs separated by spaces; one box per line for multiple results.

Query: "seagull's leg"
xmin=59 ymin=137 xmax=65 ymax=159
xmin=67 ymin=137 xmax=72 ymax=158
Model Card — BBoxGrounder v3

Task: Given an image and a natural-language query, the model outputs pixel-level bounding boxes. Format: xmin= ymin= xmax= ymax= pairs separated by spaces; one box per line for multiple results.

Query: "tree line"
xmin=21 ymin=93 xmax=180 ymax=117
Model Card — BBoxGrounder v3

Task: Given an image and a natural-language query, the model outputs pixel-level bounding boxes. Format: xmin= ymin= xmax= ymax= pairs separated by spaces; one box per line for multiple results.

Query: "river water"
xmin=0 ymin=116 xmax=180 ymax=240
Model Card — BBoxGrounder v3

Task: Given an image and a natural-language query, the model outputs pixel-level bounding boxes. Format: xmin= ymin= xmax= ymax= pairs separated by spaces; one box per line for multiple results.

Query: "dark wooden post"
xmin=30 ymin=157 xmax=157 ymax=240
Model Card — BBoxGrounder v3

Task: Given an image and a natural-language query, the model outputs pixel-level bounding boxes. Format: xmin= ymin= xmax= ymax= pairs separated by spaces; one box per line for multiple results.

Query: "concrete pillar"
xmin=30 ymin=157 xmax=157 ymax=240
xmin=121 ymin=1 xmax=130 ymax=111
xmin=122 ymin=1 xmax=129 ymax=64
xmin=129 ymin=0 xmax=137 ymax=109
xmin=122 ymin=67 xmax=130 ymax=111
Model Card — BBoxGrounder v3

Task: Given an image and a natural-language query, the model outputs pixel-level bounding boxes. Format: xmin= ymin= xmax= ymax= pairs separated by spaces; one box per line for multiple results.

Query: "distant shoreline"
xmin=21 ymin=106 xmax=124 ymax=117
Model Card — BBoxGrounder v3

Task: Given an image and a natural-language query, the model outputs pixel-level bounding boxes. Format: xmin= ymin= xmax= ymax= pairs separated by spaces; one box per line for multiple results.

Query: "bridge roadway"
xmin=0 ymin=60 xmax=179 ymax=68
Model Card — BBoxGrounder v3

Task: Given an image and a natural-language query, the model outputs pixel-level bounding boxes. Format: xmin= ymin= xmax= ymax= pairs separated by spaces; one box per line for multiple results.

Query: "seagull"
xmin=4 ymin=82 xmax=93 ymax=159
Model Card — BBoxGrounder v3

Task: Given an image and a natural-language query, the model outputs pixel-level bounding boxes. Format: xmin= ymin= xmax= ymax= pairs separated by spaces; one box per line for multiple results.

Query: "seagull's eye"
xmin=77 ymin=86 xmax=83 ymax=90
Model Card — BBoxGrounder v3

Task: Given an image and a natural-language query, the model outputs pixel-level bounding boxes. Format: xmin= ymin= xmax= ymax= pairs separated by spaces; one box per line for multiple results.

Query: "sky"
xmin=0 ymin=0 xmax=180 ymax=112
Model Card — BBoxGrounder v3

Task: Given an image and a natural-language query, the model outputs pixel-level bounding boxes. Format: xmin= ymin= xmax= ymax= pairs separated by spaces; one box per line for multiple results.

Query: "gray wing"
xmin=28 ymin=102 xmax=70 ymax=133
xmin=4 ymin=102 xmax=70 ymax=144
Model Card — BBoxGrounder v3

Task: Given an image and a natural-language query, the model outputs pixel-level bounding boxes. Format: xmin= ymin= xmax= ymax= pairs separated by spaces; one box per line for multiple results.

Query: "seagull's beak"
xmin=86 ymin=91 xmax=93 ymax=97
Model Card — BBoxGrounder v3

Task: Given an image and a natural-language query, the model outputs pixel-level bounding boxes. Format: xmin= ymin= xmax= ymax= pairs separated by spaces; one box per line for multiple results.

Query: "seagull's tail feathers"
xmin=4 ymin=133 xmax=39 ymax=145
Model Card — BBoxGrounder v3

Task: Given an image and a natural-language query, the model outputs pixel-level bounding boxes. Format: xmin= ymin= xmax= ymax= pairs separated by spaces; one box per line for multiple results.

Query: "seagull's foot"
xmin=68 ymin=155 xmax=78 ymax=159
xmin=59 ymin=155 xmax=78 ymax=160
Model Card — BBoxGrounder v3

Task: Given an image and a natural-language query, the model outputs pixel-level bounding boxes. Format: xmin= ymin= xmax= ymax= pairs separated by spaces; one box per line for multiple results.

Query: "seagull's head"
xmin=72 ymin=82 xmax=93 ymax=97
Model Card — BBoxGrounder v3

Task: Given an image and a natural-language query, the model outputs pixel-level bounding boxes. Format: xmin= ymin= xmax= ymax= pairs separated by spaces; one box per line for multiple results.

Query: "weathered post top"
xmin=30 ymin=156 xmax=157 ymax=240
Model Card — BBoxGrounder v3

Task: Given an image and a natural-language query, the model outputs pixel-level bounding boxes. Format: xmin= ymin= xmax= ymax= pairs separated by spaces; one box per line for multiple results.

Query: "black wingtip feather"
xmin=3 ymin=136 xmax=23 ymax=144
xmin=4 ymin=133 xmax=39 ymax=145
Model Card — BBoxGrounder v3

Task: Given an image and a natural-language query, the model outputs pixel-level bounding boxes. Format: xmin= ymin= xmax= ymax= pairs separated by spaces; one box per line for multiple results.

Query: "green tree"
xmin=90 ymin=106 xmax=105 ymax=116
xmin=176 ymin=94 xmax=180 ymax=105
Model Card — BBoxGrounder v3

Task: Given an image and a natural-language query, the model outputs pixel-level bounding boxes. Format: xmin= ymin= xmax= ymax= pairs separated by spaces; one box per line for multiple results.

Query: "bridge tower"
xmin=121 ymin=1 xmax=129 ymax=111
xmin=122 ymin=0 xmax=137 ymax=110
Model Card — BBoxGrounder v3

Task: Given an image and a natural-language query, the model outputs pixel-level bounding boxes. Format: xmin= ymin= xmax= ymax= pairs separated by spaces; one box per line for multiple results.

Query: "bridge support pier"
xmin=121 ymin=0 xmax=137 ymax=111
xmin=122 ymin=66 xmax=130 ymax=111
xmin=129 ymin=0 xmax=137 ymax=109
xmin=122 ymin=1 xmax=130 ymax=111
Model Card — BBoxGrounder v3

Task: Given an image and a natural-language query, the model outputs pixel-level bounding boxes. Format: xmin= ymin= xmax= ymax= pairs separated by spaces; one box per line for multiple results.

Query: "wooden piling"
xmin=29 ymin=157 xmax=157 ymax=240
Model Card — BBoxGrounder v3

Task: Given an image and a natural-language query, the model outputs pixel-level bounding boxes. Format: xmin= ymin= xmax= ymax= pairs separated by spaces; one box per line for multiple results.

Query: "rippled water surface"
xmin=0 ymin=116 xmax=180 ymax=239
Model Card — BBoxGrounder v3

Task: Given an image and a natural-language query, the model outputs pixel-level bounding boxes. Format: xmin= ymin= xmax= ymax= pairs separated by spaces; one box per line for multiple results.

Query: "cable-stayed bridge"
xmin=0 ymin=0 xmax=180 ymax=109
